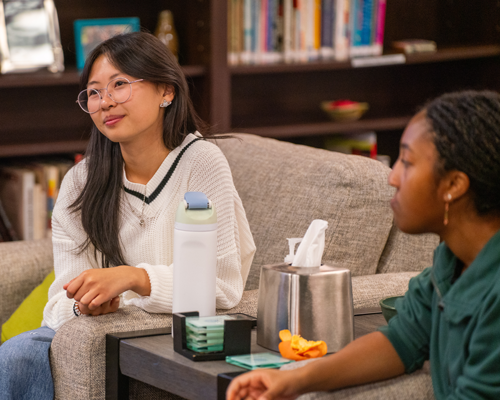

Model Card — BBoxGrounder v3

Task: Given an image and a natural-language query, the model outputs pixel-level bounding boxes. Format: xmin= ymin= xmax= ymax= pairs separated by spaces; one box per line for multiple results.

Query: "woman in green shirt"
xmin=227 ymin=90 xmax=500 ymax=400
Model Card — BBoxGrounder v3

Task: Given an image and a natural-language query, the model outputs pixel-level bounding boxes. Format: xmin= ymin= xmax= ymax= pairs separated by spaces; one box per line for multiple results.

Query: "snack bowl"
xmin=321 ymin=100 xmax=369 ymax=122
xmin=379 ymin=295 xmax=404 ymax=323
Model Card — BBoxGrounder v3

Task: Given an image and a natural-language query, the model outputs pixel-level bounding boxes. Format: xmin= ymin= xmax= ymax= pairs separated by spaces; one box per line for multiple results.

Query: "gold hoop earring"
xmin=443 ymin=193 xmax=452 ymax=226
xmin=160 ymin=99 xmax=172 ymax=108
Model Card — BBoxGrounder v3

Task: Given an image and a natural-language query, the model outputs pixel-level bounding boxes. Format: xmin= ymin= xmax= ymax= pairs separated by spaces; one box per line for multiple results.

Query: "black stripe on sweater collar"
xmin=123 ymin=137 xmax=203 ymax=205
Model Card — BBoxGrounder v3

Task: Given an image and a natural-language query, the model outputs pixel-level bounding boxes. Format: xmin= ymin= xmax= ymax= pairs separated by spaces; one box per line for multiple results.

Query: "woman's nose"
xmin=388 ymin=162 xmax=399 ymax=188
xmin=100 ymin=91 xmax=115 ymax=109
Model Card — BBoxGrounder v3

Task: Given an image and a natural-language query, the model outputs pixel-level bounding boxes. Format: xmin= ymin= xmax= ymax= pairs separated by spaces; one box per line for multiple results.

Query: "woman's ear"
xmin=441 ymin=170 xmax=470 ymax=202
xmin=163 ymin=85 xmax=175 ymax=98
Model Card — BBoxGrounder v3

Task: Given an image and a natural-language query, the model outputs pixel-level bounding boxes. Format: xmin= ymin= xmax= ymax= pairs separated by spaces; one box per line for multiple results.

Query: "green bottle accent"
xmin=175 ymin=201 xmax=217 ymax=225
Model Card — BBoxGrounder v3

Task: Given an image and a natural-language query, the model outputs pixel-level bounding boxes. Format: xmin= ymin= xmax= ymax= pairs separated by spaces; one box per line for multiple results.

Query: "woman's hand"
xmin=76 ymin=296 xmax=120 ymax=316
xmin=64 ymin=266 xmax=151 ymax=310
xmin=226 ymin=369 xmax=302 ymax=400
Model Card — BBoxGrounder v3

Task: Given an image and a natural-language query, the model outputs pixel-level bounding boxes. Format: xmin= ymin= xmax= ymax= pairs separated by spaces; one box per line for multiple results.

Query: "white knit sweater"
xmin=43 ymin=133 xmax=256 ymax=331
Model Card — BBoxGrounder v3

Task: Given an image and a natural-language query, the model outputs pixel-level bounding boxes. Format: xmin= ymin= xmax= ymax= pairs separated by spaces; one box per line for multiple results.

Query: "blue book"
xmin=360 ymin=0 xmax=374 ymax=45
xmin=350 ymin=0 xmax=376 ymax=56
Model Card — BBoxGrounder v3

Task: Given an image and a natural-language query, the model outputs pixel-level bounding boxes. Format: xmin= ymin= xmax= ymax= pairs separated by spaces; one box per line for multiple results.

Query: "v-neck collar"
xmin=122 ymin=132 xmax=202 ymax=206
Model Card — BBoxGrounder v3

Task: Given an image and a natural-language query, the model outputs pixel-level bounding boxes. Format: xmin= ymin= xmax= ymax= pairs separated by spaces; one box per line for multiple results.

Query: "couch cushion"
xmin=0 ymin=238 xmax=53 ymax=326
xmin=1 ymin=270 xmax=54 ymax=343
xmin=218 ymin=134 xmax=396 ymax=290
xmin=376 ymin=223 xmax=438 ymax=274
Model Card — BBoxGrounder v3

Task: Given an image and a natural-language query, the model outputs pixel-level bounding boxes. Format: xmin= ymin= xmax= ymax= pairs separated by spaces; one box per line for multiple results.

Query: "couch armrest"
xmin=0 ymin=238 xmax=53 ymax=326
xmin=50 ymin=290 xmax=259 ymax=400
xmin=351 ymin=272 xmax=419 ymax=312
xmin=282 ymin=360 xmax=433 ymax=400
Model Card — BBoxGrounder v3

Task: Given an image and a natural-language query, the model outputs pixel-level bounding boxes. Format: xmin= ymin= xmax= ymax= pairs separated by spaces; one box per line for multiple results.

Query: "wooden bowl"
xmin=321 ymin=100 xmax=369 ymax=122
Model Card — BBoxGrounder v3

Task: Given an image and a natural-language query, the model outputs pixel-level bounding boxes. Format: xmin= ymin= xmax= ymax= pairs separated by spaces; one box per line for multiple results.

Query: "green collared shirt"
xmin=379 ymin=229 xmax=500 ymax=399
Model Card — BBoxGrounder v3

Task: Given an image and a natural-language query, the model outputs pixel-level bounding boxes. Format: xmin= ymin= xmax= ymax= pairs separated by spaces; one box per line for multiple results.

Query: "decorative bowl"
xmin=321 ymin=100 xmax=369 ymax=122
xmin=379 ymin=296 xmax=403 ymax=323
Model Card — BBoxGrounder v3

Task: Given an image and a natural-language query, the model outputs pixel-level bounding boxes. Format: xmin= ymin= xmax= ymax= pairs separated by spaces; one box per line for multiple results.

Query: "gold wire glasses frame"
xmin=76 ymin=77 xmax=144 ymax=114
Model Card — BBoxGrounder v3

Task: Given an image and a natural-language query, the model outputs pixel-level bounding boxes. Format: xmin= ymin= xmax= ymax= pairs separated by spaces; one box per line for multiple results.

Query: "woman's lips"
xmin=104 ymin=116 xmax=124 ymax=126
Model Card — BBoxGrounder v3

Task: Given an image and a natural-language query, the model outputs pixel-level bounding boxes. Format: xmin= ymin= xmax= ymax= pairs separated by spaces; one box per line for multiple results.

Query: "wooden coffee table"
xmin=106 ymin=311 xmax=387 ymax=400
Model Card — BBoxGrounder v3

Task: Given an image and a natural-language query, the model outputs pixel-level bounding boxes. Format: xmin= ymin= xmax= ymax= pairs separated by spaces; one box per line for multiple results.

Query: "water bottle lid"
xmin=175 ymin=192 xmax=217 ymax=229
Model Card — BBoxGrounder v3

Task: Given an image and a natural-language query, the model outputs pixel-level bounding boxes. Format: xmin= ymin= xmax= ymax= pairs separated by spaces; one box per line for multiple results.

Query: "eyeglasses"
xmin=76 ymin=77 xmax=144 ymax=114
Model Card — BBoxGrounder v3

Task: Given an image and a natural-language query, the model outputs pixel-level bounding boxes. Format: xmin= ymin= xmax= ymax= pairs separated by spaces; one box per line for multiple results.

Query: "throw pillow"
xmin=1 ymin=270 xmax=55 ymax=343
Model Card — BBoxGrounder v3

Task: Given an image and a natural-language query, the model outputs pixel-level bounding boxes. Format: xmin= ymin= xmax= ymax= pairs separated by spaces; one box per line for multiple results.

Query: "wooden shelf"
xmin=405 ymin=44 xmax=500 ymax=64
xmin=0 ymin=140 xmax=88 ymax=157
xmin=237 ymin=116 xmax=412 ymax=139
xmin=0 ymin=65 xmax=206 ymax=89
xmin=230 ymin=45 xmax=500 ymax=75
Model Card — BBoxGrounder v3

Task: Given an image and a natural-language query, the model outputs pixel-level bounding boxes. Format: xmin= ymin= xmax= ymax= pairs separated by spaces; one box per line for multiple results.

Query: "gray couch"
xmin=0 ymin=133 xmax=438 ymax=399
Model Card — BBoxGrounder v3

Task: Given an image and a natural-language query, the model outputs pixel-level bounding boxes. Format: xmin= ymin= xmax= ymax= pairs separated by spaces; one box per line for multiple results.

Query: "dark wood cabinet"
xmin=0 ymin=0 xmax=499 ymax=159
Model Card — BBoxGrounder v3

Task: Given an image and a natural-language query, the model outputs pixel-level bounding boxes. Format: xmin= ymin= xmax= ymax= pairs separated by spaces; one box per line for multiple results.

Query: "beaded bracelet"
xmin=73 ymin=301 xmax=82 ymax=317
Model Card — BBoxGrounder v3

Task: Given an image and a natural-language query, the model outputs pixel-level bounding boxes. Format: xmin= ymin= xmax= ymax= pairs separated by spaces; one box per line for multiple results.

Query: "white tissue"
xmin=291 ymin=219 xmax=328 ymax=267
xmin=284 ymin=238 xmax=303 ymax=264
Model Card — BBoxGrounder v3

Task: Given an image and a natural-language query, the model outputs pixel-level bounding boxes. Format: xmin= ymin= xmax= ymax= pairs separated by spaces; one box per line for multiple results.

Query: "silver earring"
xmin=160 ymin=99 xmax=172 ymax=108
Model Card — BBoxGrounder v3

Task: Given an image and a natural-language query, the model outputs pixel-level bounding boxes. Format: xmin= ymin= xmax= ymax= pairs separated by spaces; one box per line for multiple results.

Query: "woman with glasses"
xmin=227 ymin=91 xmax=500 ymax=400
xmin=0 ymin=32 xmax=255 ymax=399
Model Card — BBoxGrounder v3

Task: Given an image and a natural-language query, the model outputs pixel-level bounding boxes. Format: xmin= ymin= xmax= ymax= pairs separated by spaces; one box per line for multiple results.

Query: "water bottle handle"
xmin=184 ymin=192 xmax=211 ymax=210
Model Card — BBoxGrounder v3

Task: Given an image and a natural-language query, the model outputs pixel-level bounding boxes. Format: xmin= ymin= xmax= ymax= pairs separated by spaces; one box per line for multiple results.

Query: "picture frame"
xmin=73 ymin=17 xmax=140 ymax=70
xmin=0 ymin=0 xmax=64 ymax=74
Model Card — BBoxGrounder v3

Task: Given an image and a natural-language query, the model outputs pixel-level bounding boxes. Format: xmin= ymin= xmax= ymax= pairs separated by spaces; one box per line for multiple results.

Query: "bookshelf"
xmin=0 ymin=0 xmax=499 ymax=161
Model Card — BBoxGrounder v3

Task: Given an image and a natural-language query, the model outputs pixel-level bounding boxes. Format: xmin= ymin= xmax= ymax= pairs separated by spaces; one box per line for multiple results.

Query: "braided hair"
xmin=424 ymin=90 xmax=500 ymax=217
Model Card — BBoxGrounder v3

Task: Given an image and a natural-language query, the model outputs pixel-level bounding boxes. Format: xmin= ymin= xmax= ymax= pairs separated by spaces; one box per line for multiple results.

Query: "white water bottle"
xmin=173 ymin=192 xmax=217 ymax=317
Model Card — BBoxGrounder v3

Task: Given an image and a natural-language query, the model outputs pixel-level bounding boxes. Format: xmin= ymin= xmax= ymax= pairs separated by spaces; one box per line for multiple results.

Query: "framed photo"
xmin=74 ymin=17 xmax=140 ymax=70
xmin=0 ymin=0 xmax=64 ymax=74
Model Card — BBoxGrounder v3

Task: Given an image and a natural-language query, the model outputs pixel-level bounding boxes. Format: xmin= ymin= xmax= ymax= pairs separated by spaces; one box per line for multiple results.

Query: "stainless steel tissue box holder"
xmin=257 ymin=263 xmax=354 ymax=353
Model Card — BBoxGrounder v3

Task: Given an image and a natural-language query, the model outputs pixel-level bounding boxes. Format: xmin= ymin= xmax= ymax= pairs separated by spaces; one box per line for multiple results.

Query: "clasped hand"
xmin=64 ymin=266 xmax=136 ymax=316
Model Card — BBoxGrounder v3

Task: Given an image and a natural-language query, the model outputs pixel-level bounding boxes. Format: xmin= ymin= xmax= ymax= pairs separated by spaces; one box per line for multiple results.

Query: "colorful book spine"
xmin=320 ymin=0 xmax=335 ymax=59
xmin=293 ymin=0 xmax=301 ymax=62
xmin=304 ymin=0 xmax=314 ymax=60
xmin=373 ymin=0 xmax=386 ymax=55
xmin=283 ymin=0 xmax=294 ymax=62
xmin=312 ymin=0 xmax=321 ymax=60
xmin=334 ymin=0 xmax=350 ymax=60
xmin=228 ymin=0 xmax=243 ymax=65
xmin=241 ymin=0 xmax=254 ymax=64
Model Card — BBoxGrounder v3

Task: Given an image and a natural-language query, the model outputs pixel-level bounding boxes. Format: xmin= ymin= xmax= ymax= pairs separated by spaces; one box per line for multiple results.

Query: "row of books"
xmin=0 ymin=159 xmax=76 ymax=242
xmin=228 ymin=0 xmax=386 ymax=65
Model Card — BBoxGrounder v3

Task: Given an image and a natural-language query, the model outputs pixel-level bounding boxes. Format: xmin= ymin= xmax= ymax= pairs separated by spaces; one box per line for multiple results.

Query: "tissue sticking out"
xmin=286 ymin=219 xmax=328 ymax=267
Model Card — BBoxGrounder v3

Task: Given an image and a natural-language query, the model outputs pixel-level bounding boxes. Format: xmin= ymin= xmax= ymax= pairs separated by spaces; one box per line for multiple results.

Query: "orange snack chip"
xmin=278 ymin=329 xmax=327 ymax=361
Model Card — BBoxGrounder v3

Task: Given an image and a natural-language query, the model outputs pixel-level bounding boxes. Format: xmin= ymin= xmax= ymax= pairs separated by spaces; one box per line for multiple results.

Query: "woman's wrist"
xmin=293 ymin=356 xmax=338 ymax=394
xmin=128 ymin=266 xmax=151 ymax=297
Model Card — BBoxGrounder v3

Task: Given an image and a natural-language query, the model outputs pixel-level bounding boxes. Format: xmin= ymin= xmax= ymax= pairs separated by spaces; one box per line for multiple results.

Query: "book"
xmin=373 ymin=0 xmax=386 ymax=55
xmin=320 ymin=0 xmax=335 ymax=59
xmin=0 ymin=197 xmax=18 ymax=241
xmin=283 ymin=0 xmax=294 ymax=62
xmin=350 ymin=0 xmax=377 ymax=57
xmin=392 ymin=39 xmax=437 ymax=54
xmin=228 ymin=0 xmax=243 ymax=65
xmin=28 ymin=163 xmax=47 ymax=241
xmin=0 ymin=167 xmax=36 ymax=241
xmin=334 ymin=0 xmax=350 ymax=60
xmin=312 ymin=0 xmax=322 ymax=60
xmin=241 ymin=0 xmax=254 ymax=64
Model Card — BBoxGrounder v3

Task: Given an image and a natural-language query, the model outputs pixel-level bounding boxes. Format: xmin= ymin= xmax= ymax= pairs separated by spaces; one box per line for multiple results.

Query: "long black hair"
xmin=71 ymin=32 xmax=209 ymax=268
xmin=424 ymin=90 xmax=500 ymax=217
